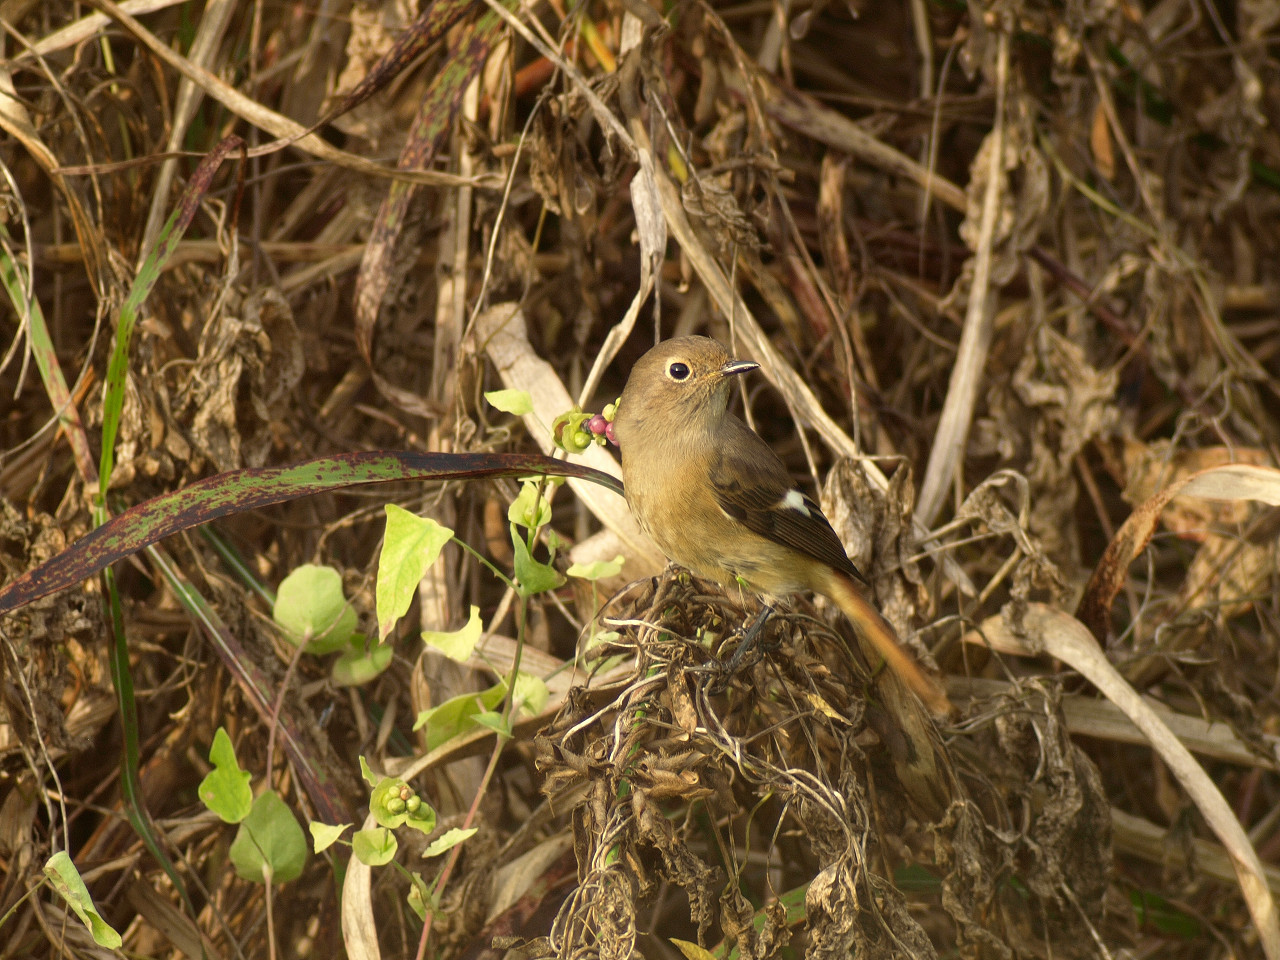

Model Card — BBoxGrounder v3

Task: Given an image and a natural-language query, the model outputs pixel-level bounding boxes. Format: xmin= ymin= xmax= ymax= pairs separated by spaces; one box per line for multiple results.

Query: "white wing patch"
xmin=780 ymin=490 xmax=810 ymax=516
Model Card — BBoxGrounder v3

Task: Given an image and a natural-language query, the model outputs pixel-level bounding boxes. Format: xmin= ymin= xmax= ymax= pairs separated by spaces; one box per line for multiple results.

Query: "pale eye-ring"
xmin=667 ymin=361 xmax=690 ymax=381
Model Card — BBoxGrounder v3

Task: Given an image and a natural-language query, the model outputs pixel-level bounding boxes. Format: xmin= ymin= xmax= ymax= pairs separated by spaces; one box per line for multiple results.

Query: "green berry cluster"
xmin=371 ymin=777 xmax=435 ymax=829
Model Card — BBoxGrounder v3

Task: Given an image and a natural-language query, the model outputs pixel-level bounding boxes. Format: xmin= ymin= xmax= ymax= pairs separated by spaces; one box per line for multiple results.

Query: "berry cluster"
xmin=553 ymin=401 xmax=620 ymax=453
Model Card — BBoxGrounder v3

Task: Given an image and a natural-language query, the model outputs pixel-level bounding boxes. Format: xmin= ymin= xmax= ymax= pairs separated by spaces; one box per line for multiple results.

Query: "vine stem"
xmin=413 ymin=726 xmax=507 ymax=960
xmin=414 ymin=586 xmax=532 ymax=960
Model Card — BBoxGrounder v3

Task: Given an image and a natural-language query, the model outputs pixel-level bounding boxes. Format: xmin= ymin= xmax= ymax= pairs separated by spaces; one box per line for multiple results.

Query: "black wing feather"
xmin=710 ymin=416 xmax=866 ymax=584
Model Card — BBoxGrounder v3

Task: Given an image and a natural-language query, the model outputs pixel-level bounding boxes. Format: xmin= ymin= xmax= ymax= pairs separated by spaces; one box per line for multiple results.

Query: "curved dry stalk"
xmin=1079 ymin=462 xmax=1280 ymax=640
xmin=475 ymin=302 xmax=665 ymax=571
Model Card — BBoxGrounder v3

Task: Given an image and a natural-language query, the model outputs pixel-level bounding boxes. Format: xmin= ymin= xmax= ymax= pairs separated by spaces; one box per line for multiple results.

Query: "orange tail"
xmin=822 ymin=571 xmax=951 ymax=716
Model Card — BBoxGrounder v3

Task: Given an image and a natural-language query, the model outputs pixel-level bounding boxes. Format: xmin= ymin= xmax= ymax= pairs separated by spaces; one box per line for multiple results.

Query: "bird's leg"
xmin=687 ymin=598 xmax=777 ymax=691
xmin=702 ymin=603 xmax=776 ymax=694
xmin=721 ymin=602 xmax=775 ymax=674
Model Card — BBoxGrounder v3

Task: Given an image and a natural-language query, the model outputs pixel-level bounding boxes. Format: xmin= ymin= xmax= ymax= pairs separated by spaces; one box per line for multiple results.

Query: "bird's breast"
xmin=622 ymin=449 xmax=808 ymax=597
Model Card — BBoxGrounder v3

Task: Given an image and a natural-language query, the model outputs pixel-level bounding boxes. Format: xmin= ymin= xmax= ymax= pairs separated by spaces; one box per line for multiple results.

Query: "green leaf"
xmin=544 ymin=528 xmax=568 ymax=555
xmin=510 ymin=529 xmax=564 ymax=598
xmin=893 ymin=862 xmax=941 ymax=893
xmin=422 ymin=605 xmax=483 ymax=662
xmin=1130 ymin=889 xmax=1202 ymax=938
xmin=484 ymin=388 xmax=534 ymax=416
xmin=273 ymin=564 xmax=357 ymax=655
xmin=369 ymin=777 xmax=408 ymax=828
xmin=413 ymin=682 xmax=507 ymax=753
xmin=567 ymin=555 xmax=625 ymax=581
xmin=406 ymin=871 xmax=430 ymax=921
xmin=360 ymin=755 xmax=378 ymax=787
xmin=423 ymin=827 xmax=478 ymax=858
xmin=470 ymin=711 xmax=511 ymax=738
xmin=309 ymin=821 xmax=349 ymax=853
xmin=377 ymin=505 xmax=454 ymax=639
xmin=518 ymin=473 xmax=565 ymax=487
xmin=584 ymin=630 xmax=620 ymax=651
xmin=508 ymin=481 xmax=552 ymax=530
xmin=352 ymin=827 xmax=398 ymax=866
xmin=198 ymin=727 xmax=252 ymax=823
xmin=513 ymin=672 xmax=550 ymax=716
xmin=229 ymin=791 xmax=309 ymax=884
xmin=331 ymin=636 xmax=394 ymax=687
xmin=43 ymin=852 xmax=123 ymax=949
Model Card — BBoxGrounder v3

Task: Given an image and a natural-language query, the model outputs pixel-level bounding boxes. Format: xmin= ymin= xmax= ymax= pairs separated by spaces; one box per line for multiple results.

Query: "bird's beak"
xmin=719 ymin=358 xmax=759 ymax=378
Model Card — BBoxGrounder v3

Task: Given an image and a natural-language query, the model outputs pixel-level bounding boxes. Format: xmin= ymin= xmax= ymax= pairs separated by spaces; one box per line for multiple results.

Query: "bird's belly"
xmin=644 ymin=515 xmax=806 ymax=597
xmin=627 ymin=468 xmax=807 ymax=598
xmin=712 ymin=544 xmax=809 ymax=597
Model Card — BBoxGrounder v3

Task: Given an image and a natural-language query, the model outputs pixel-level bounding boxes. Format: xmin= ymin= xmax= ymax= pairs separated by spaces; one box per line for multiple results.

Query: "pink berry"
xmin=604 ymin=420 xmax=617 ymax=444
xmin=587 ymin=414 xmax=608 ymax=435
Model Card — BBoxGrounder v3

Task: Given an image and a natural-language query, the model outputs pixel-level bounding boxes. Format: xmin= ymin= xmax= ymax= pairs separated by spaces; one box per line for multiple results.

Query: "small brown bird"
xmin=613 ymin=336 xmax=949 ymax=714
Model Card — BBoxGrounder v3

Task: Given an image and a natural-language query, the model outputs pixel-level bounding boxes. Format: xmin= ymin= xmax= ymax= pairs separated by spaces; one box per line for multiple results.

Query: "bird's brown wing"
xmin=710 ymin=416 xmax=867 ymax=584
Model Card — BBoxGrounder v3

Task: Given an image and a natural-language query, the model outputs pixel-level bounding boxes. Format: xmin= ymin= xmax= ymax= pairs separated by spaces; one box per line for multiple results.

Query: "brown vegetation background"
xmin=2 ymin=1 xmax=1280 ymax=958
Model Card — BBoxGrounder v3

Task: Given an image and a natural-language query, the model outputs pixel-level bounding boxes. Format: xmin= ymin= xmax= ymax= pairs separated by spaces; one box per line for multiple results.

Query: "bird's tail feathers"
xmin=824 ymin=571 xmax=951 ymax=716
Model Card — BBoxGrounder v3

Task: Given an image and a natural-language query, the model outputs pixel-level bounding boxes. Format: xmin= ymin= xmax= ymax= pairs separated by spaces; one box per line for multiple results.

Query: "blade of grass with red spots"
xmin=1 ymin=451 xmax=623 ymax=614
xmin=90 ymin=136 xmax=245 ymax=926
xmin=317 ymin=0 xmax=480 ymax=126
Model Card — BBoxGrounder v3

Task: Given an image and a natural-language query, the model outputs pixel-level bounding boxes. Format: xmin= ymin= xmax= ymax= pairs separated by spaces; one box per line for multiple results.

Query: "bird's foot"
xmin=695 ymin=603 xmax=775 ymax=694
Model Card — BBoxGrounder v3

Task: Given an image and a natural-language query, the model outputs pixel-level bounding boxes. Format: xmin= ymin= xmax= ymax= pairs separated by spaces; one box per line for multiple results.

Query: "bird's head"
xmin=617 ymin=336 xmax=758 ymax=433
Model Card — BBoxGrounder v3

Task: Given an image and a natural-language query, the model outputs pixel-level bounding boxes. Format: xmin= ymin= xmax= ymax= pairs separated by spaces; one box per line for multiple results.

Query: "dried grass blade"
xmin=0 ymin=223 xmax=95 ymax=480
xmin=80 ymin=0 xmax=474 ymax=186
xmin=915 ymin=32 xmax=1009 ymax=526
xmin=719 ymin=70 xmax=967 ymax=213
xmin=1112 ymin=808 xmax=1280 ymax=897
xmin=137 ymin=0 xmax=238 ymax=256
xmin=319 ymin=0 xmax=476 ymax=126
xmin=21 ymin=0 xmax=184 ymax=58
xmin=353 ymin=7 xmax=502 ymax=416
xmin=0 ymin=82 xmax=107 ymax=293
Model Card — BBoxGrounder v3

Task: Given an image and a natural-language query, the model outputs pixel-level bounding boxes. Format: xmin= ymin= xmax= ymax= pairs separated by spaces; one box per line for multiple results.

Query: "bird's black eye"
xmin=667 ymin=361 xmax=690 ymax=381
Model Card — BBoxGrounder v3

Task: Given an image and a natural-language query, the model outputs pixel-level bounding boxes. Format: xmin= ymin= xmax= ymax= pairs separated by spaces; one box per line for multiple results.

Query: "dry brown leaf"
xmin=1081 ymin=459 xmax=1280 ymax=640
xmin=1121 ymin=440 xmax=1272 ymax=533
xmin=174 ymin=290 xmax=303 ymax=472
